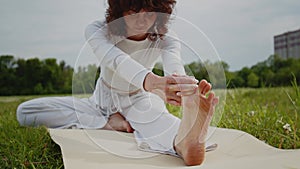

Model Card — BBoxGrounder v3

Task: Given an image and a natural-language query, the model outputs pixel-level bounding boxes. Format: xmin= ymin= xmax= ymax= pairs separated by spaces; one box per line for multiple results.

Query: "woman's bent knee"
xmin=16 ymin=102 xmax=27 ymax=126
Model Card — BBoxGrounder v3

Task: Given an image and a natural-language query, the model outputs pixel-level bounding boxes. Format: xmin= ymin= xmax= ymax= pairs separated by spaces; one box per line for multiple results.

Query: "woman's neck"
xmin=126 ymin=33 xmax=149 ymax=41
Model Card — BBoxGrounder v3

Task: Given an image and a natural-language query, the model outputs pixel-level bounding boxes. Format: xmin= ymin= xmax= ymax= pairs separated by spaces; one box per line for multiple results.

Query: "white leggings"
xmin=17 ymin=81 xmax=181 ymax=156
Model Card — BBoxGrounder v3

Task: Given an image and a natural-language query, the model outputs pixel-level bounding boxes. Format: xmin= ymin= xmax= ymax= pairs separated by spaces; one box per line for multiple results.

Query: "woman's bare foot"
xmin=102 ymin=112 xmax=134 ymax=133
xmin=174 ymin=80 xmax=218 ymax=166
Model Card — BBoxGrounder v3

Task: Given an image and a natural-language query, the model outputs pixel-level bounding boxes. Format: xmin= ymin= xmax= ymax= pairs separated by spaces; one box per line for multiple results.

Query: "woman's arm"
xmin=147 ymin=32 xmax=198 ymax=106
xmin=161 ymin=32 xmax=186 ymax=76
xmin=85 ymin=21 xmax=197 ymax=101
xmin=85 ymin=21 xmax=151 ymax=90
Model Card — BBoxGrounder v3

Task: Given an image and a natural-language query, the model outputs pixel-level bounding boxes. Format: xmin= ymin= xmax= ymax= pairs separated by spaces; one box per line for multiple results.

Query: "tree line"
xmin=0 ymin=55 xmax=73 ymax=95
xmin=0 ymin=55 xmax=299 ymax=95
xmin=225 ymin=55 xmax=300 ymax=88
xmin=154 ymin=55 xmax=300 ymax=88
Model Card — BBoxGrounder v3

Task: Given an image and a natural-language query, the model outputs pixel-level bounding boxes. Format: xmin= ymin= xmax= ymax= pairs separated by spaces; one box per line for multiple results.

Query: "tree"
xmin=247 ymin=72 xmax=259 ymax=88
xmin=226 ymin=71 xmax=244 ymax=88
xmin=260 ymin=69 xmax=275 ymax=87
xmin=72 ymin=64 xmax=99 ymax=94
xmin=0 ymin=55 xmax=17 ymax=95
xmin=236 ymin=67 xmax=251 ymax=87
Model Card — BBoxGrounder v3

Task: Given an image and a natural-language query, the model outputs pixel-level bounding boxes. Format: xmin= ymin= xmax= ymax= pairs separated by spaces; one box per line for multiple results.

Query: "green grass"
xmin=1 ymin=86 xmax=300 ymax=168
xmin=0 ymin=96 xmax=63 ymax=169
xmin=218 ymin=87 xmax=300 ymax=149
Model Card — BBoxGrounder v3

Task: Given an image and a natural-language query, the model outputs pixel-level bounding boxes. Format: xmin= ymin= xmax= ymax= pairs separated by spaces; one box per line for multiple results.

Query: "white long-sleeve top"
xmin=85 ymin=20 xmax=185 ymax=93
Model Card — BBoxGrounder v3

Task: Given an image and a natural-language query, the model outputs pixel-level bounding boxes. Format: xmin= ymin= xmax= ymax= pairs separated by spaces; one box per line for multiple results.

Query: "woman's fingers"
xmin=167 ymin=99 xmax=181 ymax=106
xmin=166 ymin=84 xmax=198 ymax=97
xmin=166 ymin=89 xmax=180 ymax=98
xmin=166 ymin=75 xmax=198 ymax=85
xmin=165 ymin=89 xmax=182 ymax=105
xmin=167 ymin=84 xmax=198 ymax=92
xmin=176 ymin=90 xmax=196 ymax=96
xmin=153 ymin=75 xmax=198 ymax=92
xmin=171 ymin=73 xmax=197 ymax=80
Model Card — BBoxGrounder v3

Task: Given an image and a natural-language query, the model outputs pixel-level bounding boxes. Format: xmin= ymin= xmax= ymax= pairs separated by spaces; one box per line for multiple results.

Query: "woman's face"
xmin=123 ymin=9 xmax=157 ymax=40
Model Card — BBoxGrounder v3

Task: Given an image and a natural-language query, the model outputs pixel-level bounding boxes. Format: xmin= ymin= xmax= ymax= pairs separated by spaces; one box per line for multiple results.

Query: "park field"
xmin=0 ymin=87 xmax=299 ymax=168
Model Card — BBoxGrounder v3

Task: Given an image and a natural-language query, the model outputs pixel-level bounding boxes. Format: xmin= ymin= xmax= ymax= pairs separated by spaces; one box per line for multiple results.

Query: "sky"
xmin=1 ymin=0 xmax=300 ymax=71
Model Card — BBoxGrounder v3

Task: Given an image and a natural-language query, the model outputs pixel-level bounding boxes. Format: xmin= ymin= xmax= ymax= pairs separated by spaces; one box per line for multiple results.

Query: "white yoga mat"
xmin=49 ymin=127 xmax=300 ymax=169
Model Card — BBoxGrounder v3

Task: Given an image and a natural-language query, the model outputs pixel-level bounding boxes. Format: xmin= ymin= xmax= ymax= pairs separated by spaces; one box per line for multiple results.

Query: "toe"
xmin=124 ymin=121 xmax=134 ymax=133
xmin=207 ymin=92 xmax=215 ymax=102
xmin=198 ymin=80 xmax=211 ymax=95
xmin=212 ymin=97 xmax=219 ymax=106
xmin=198 ymin=80 xmax=207 ymax=93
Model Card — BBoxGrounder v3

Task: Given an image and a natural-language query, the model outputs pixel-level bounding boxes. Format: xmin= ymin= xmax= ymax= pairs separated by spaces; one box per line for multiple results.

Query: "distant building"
xmin=274 ymin=29 xmax=300 ymax=59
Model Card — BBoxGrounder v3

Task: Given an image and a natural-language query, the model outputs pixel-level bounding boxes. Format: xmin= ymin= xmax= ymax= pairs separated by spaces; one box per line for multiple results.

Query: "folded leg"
xmin=16 ymin=96 xmax=107 ymax=129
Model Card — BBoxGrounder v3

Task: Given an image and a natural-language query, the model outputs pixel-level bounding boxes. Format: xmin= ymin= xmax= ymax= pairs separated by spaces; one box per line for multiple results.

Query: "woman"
xmin=17 ymin=0 xmax=218 ymax=166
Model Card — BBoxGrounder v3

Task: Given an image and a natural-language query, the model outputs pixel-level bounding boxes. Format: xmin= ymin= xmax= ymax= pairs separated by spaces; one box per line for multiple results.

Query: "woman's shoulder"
xmin=85 ymin=20 xmax=126 ymax=44
xmin=84 ymin=20 xmax=108 ymax=39
xmin=86 ymin=20 xmax=106 ymax=29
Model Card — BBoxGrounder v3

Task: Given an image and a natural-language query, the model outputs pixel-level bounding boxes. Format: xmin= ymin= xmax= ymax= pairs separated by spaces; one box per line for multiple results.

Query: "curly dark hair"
xmin=105 ymin=0 xmax=176 ymax=41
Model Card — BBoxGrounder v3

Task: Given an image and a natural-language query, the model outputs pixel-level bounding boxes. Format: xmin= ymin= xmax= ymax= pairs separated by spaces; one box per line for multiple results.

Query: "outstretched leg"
xmin=174 ymin=80 xmax=218 ymax=166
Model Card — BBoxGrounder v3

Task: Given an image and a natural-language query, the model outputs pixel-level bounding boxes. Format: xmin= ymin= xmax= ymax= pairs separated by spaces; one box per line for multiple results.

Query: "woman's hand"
xmin=144 ymin=72 xmax=199 ymax=106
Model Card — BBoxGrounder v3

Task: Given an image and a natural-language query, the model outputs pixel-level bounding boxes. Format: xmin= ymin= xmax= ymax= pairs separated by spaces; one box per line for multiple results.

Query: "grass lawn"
xmin=1 ymin=87 xmax=299 ymax=168
xmin=0 ymin=95 xmax=64 ymax=168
